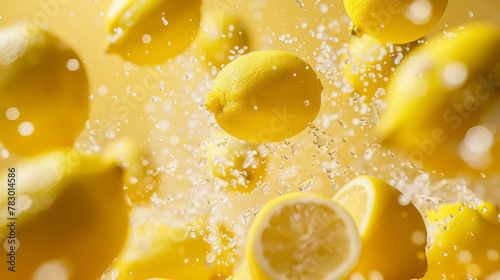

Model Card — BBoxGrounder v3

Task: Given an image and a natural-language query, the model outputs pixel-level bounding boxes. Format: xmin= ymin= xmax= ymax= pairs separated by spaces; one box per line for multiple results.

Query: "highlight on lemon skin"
xmin=205 ymin=50 xmax=323 ymax=143
xmin=0 ymin=21 xmax=89 ymax=157
xmin=104 ymin=0 xmax=202 ymax=66
xmin=343 ymin=0 xmax=448 ymax=44
xmin=424 ymin=201 xmax=500 ymax=279
xmin=376 ymin=23 xmax=500 ymax=174
xmin=195 ymin=9 xmax=251 ymax=69
xmin=246 ymin=192 xmax=361 ymax=280
xmin=333 ymin=175 xmax=428 ymax=279
xmin=0 ymin=149 xmax=129 ymax=280
xmin=206 ymin=134 xmax=267 ymax=194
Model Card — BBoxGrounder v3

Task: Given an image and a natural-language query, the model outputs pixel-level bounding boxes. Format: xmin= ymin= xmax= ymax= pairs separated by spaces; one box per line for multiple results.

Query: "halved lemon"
xmin=247 ymin=192 xmax=361 ymax=280
xmin=333 ymin=175 xmax=428 ymax=279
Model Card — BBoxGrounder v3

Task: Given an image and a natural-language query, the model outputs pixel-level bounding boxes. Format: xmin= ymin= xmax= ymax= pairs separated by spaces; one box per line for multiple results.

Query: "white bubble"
xmin=66 ymin=59 xmax=80 ymax=71
xmin=18 ymin=122 xmax=34 ymax=136
xmin=464 ymin=126 xmax=493 ymax=152
xmin=3 ymin=238 xmax=20 ymax=252
xmin=97 ymin=85 xmax=108 ymax=96
xmin=406 ymin=0 xmax=433 ymax=25
xmin=5 ymin=107 xmax=19 ymax=121
xmin=33 ymin=260 xmax=70 ymax=280
xmin=443 ymin=61 xmax=468 ymax=87
xmin=487 ymin=249 xmax=499 ymax=261
xmin=142 ymin=34 xmax=152 ymax=44
xmin=458 ymin=249 xmax=472 ymax=264
xmin=411 ymin=230 xmax=426 ymax=245
xmin=170 ymin=135 xmax=179 ymax=145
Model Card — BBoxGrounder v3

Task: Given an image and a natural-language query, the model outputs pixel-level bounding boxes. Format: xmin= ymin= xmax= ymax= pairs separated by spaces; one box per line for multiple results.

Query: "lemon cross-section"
xmin=247 ymin=192 xmax=361 ymax=280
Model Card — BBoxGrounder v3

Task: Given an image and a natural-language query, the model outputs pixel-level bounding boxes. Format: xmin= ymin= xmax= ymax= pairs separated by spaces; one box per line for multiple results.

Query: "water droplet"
xmin=18 ymin=122 xmax=34 ymax=136
xmin=66 ymin=59 xmax=80 ymax=71
xmin=5 ymin=107 xmax=20 ymax=121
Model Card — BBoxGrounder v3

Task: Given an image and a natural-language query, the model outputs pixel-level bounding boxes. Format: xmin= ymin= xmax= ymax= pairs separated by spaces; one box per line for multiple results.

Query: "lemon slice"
xmin=247 ymin=192 xmax=361 ymax=280
xmin=333 ymin=175 xmax=428 ymax=279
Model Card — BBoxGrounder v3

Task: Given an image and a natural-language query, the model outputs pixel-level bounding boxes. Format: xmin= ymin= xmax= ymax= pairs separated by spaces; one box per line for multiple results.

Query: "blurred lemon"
xmin=105 ymin=0 xmax=202 ymax=65
xmin=0 ymin=21 xmax=89 ymax=156
xmin=344 ymin=0 xmax=448 ymax=44
xmin=206 ymin=50 xmax=323 ymax=143
xmin=424 ymin=201 xmax=500 ymax=279
xmin=0 ymin=149 xmax=129 ymax=280
xmin=377 ymin=23 xmax=500 ymax=174
xmin=232 ymin=265 xmax=252 ymax=280
xmin=333 ymin=175 xmax=428 ymax=279
xmin=343 ymin=34 xmax=420 ymax=97
xmin=206 ymin=134 xmax=267 ymax=194
xmin=103 ymin=138 xmax=158 ymax=205
xmin=247 ymin=192 xmax=361 ymax=280
xmin=196 ymin=9 xmax=251 ymax=69
xmin=108 ymin=207 xmax=237 ymax=280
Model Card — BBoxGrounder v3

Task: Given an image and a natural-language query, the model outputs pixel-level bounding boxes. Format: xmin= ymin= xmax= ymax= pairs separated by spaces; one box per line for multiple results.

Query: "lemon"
xmin=232 ymin=265 xmax=253 ymax=280
xmin=196 ymin=9 xmax=251 ymax=69
xmin=206 ymin=134 xmax=267 ymax=194
xmin=377 ymin=23 xmax=500 ymax=173
xmin=0 ymin=149 xmax=129 ymax=280
xmin=424 ymin=201 xmax=500 ymax=279
xmin=247 ymin=192 xmax=361 ymax=280
xmin=206 ymin=50 xmax=323 ymax=143
xmin=332 ymin=175 xmax=428 ymax=279
xmin=108 ymin=207 xmax=237 ymax=280
xmin=105 ymin=0 xmax=202 ymax=65
xmin=343 ymin=0 xmax=448 ymax=44
xmin=0 ymin=21 xmax=89 ymax=156
xmin=103 ymin=138 xmax=158 ymax=204
xmin=343 ymin=34 xmax=420 ymax=97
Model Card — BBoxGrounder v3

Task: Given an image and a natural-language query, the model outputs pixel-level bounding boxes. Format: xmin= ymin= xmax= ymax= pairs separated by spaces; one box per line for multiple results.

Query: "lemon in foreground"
xmin=343 ymin=34 xmax=420 ymax=97
xmin=0 ymin=149 xmax=129 ymax=280
xmin=206 ymin=135 xmax=267 ymax=194
xmin=105 ymin=0 xmax=202 ymax=65
xmin=103 ymin=138 xmax=158 ymax=204
xmin=247 ymin=192 xmax=361 ymax=280
xmin=344 ymin=0 xmax=448 ymax=44
xmin=377 ymin=23 xmax=500 ymax=173
xmin=206 ymin=50 xmax=323 ymax=143
xmin=196 ymin=9 xmax=251 ymax=69
xmin=107 ymin=207 xmax=237 ymax=280
xmin=333 ymin=175 xmax=428 ymax=279
xmin=0 ymin=21 xmax=89 ymax=156
xmin=424 ymin=201 xmax=500 ymax=279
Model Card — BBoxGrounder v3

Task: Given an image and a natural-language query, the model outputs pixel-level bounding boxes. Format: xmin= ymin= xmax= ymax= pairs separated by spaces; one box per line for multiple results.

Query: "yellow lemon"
xmin=232 ymin=265 xmax=253 ymax=280
xmin=108 ymin=207 xmax=237 ymax=280
xmin=247 ymin=192 xmax=361 ymax=280
xmin=206 ymin=134 xmax=267 ymax=194
xmin=343 ymin=34 xmax=420 ymax=97
xmin=196 ymin=9 xmax=251 ymax=69
xmin=0 ymin=21 xmax=89 ymax=156
xmin=103 ymin=138 xmax=158 ymax=204
xmin=344 ymin=0 xmax=448 ymax=44
xmin=424 ymin=201 xmax=500 ymax=279
xmin=206 ymin=50 xmax=323 ymax=143
xmin=105 ymin=0 xmax=202 ymax=65
xmin=377 ymin=23 xmax=500 ymax=173
xmin=333 ymin=175 xmax=428 ymax=279
xmin=0 ymin=149 xmax=129 ymax=280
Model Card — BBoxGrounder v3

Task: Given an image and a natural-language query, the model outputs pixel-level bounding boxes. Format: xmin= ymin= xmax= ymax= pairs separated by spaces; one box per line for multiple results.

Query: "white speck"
xmin=319 ymin=3 xmax=328 ymax=14
xmin=142 ymin=34 xmax=152 ymax=44
xmin=464 ymin=126 xmax=493 ymax=152
xmin=170 ymin=135 xmax=179 ymax=145
xmin=458 ymin=249 xmax=472 ymax=264
xmin=5 ymin=107 xmax=20 ymax=121
xmin=406 ymin=0 xmax=432 ymax=25
xmin=18 ymin=122 xmax=34 ymax=136
xmin=66 ymin=59 xmax=80 ymax=71
xmin=304 ymin=100 xmax=310 ymax=106
xmin=468 ymin=11 xmax=474 ymax=18
xmin=443 ymin=61 xmax=468 ymax=87
xmin=411 ymin=230 xmax=426 ymax=245
xmin=33 ymin=260 xmax=70 ymax=280
xmin=97 ymin=85 xmax=108 ymax=95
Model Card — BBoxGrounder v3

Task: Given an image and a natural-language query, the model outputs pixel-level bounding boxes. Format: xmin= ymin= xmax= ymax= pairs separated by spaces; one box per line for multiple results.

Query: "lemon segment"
xmin=206 ymin=135 xmax=267 ymax=194
xmin=0 ymin=149 xmax=129 ymax=280
xmin=104 ymin=0 xmax=202 ymax=65
xmin=206 ymin=50 xmax=322 ymax=143
xmin=333 ymin=175 xmax=428 ymax=279
xmin=195 ymin=9 xmax=251 ymax=69
xmin=343 ymin=0 xmax=448 ymax=44
xmin=108 ymin=207 xmax=237 ymax=280
xmin=0 ymin=22 xmax=89 ymax=156
xmin=424 ymin=201 xmax=500 ymax=279
xmin=377 ymin=23 xmax=500 ymax=173
xmin=247 ymin=192 xmax=361 ymax=280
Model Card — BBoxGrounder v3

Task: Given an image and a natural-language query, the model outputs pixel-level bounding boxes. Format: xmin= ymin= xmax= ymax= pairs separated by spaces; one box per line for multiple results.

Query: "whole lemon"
xmin=343 ymin=0 xmax=448 ymax=44
xmin=424 ymin=201 xmax=500 ymax=279
xmin=377 ymin=23 xmax=500 ymax=174
xmin=0 ymin=149 xmax=129 ymax=280
xmin=105 ymin=0 xmax=202 ymax=65
xmin=196 ymin=9 xmax=251 ymax=69
xmin=0 ymin=22 xmax=89 ymax=156
xmin=205 ymin=50 xmax=322 ymax=143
